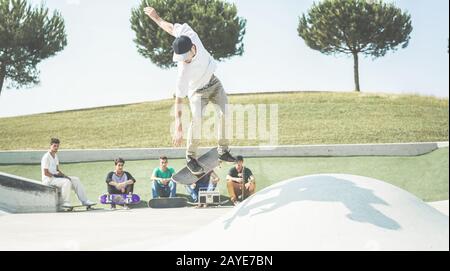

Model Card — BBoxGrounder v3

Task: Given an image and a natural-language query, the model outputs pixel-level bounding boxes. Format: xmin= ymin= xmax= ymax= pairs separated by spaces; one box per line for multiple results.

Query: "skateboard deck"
xmin=60 ymin=203 xmax=97 ymax=212
xmin=99 ymin=194 xmax=140 ymax=205
xmin=148 ymin=197 xmax=188 ymax=208
xmin=171 ymin=148 xmax=220 ymax=185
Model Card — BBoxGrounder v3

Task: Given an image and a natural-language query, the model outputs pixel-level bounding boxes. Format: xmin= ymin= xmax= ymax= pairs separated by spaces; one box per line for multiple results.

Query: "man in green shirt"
xmin=151 ymin=156 xmax=176 ymax=198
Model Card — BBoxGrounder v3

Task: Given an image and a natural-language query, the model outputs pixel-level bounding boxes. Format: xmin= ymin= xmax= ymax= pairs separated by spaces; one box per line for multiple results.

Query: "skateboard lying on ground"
xmin=99 ymin=194 xmax=141 ymax=205
xmin=148 ymin=197 xmax=188 ymax=208
xmin=60 ymin=203 xmax=97 ymax=212
xmin=171 ymin=148 xmax=221 ymax=185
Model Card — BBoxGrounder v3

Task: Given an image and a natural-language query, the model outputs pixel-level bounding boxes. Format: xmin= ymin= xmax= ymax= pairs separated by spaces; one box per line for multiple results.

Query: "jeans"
xmin=186 ymin=179 xmax=217 ymax=202
xmin=152 ymin=180 xmax=177 ymax=198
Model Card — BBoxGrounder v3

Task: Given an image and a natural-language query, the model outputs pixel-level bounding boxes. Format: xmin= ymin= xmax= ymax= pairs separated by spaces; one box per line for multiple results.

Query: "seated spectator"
xmin=151 ymin=156 xmax=176 ymax=198
xmin=105 ymin=158 xmax=136 ymax=210
xmin=186 ymin=171 xmax=219 ymax=205
xmin=226 ymin=155 xmax=256 ymax=205
xmin=41 ymin=138 xmax=95 ymax=208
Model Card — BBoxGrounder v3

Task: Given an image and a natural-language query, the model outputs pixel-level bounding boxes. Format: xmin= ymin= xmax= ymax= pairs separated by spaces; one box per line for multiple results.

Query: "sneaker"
xmin=187 ymin=156 xmax=204 ymax=175
xmin=218 ymin=151 xmax=236 ymax=163
xmin=82 ymin=200 xmax=96 ymax=206
xmin=123 ymin=205 xmax=130 ymax=210
xmin=62 ymin=202 xmax=72 ymax=208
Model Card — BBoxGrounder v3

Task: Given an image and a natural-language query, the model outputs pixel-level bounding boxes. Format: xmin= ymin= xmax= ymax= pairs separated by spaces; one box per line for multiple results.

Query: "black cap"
xmin=172 ymin=35 xmax=193 ymax=61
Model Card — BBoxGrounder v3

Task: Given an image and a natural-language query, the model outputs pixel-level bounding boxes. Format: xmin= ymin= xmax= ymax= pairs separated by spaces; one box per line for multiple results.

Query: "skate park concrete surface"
xmin=138 ymin=174 xmax=449 ymax=251
xmin=0 ymin=174 xmax=448 ymax=251
xmin=0 ymin=206 xmax=233 ymax=250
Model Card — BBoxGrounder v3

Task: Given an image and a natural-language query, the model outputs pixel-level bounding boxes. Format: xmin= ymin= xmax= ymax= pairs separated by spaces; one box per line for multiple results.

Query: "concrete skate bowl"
xmin=164 ymin=174 xmax=449 ymax=251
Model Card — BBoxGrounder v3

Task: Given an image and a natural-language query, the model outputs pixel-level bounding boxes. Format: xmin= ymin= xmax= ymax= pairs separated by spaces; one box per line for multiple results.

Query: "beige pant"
xmin=227 ymin=181 xmax=256 ymax=203
xmin=43 ymin=176 xmax=88 ymax=205
xmin=187 ymin=75 xmax=229 ymax=158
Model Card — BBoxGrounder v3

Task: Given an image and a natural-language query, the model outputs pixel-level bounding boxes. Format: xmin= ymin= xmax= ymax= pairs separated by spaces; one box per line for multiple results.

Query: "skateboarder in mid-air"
xmin=144 ymin=6 xmax=236 ymax=175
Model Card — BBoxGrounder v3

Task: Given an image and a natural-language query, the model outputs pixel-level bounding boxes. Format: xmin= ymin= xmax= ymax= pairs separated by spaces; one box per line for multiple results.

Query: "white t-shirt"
xmin=173 ymin=23 xmax=217 ymax=98
xmin=41 ymin=151 xmax=59 ymax=182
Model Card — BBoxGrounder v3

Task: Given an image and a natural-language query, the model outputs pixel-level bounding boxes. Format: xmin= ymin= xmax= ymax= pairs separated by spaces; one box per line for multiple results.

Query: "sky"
xmin=0 ymin=0 xmax=448 ymax=117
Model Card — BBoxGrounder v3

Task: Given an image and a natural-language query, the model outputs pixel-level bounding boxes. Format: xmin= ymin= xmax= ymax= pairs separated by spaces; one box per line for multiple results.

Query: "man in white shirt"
xmin=41 ymin=138 xmax=95 ymax=208
xmin=144 ymin=7 xmax=236 ymax=175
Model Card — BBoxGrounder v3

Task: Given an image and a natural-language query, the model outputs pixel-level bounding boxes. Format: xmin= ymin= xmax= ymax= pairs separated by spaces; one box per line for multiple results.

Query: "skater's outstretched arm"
xmin=144 ymin=7 xmax=175 ymax=37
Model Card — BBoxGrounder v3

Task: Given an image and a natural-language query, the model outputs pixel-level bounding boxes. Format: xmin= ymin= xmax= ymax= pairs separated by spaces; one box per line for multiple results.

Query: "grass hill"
xmin=0 ymin=92 xmax=448 ymax=150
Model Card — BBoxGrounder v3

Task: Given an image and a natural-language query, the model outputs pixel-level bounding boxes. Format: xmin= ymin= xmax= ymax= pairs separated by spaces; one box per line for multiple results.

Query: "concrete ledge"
xmin=0 ymin=142 xmax=443 ymax=164
xmin=437 ymin=142 xmax=449 ymax=148
xmin=0 ymin=172 xmax=59 ymax=213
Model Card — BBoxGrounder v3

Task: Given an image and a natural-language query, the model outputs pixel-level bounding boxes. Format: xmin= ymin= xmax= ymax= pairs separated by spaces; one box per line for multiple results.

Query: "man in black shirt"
xmin=105 ymin=158 xmax=136 ymax=209
xmin=226 ymin=155 xmax=256 ymax=205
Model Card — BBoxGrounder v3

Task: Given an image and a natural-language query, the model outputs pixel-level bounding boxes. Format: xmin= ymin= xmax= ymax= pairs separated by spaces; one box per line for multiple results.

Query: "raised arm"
xmin=144 ymin=7 xmax=175 ymax=37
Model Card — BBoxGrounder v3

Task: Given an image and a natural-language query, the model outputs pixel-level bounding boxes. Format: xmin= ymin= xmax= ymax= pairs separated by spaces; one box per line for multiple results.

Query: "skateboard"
xmin=99 ymin=193 xmax=141 ymax=205
xmin=171 ymin=147 xmax=221 ymax=185
xmin=60 ymin=203 xmax=97 ymax=212
xmin=148 ymin=197 xmax=188 ymax=208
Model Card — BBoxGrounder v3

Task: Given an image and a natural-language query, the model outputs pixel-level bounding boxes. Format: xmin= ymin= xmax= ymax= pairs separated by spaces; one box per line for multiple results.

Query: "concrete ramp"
xmin=0 ymin=172 xmax=59 ymax=213
xmin=161 ymin=174 xmax=449 ymax=251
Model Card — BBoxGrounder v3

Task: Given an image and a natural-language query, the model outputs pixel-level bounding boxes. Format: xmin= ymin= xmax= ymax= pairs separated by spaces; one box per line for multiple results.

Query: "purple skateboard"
xmin=99 ymin=194 xmax=140 ymax=205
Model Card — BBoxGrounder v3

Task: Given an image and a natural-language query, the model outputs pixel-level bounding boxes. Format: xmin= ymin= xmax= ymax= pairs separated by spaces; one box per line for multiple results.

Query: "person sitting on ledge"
xmin=41 ymin=137 xmax=95 ymax=208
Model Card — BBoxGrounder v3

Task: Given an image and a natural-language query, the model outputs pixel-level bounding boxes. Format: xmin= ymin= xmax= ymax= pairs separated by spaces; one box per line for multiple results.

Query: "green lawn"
xmin=1 ymin=147 xmax=447 ymax=204
xmin=0 ymin=92 xmax=448 ymax=150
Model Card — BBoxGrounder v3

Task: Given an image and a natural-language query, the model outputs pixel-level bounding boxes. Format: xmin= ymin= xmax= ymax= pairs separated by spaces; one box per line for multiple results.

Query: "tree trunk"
xmin=352 ymin=52 xmax=361 ymax=92
xmin=0 ymin=65 xmax=5 ymax=96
